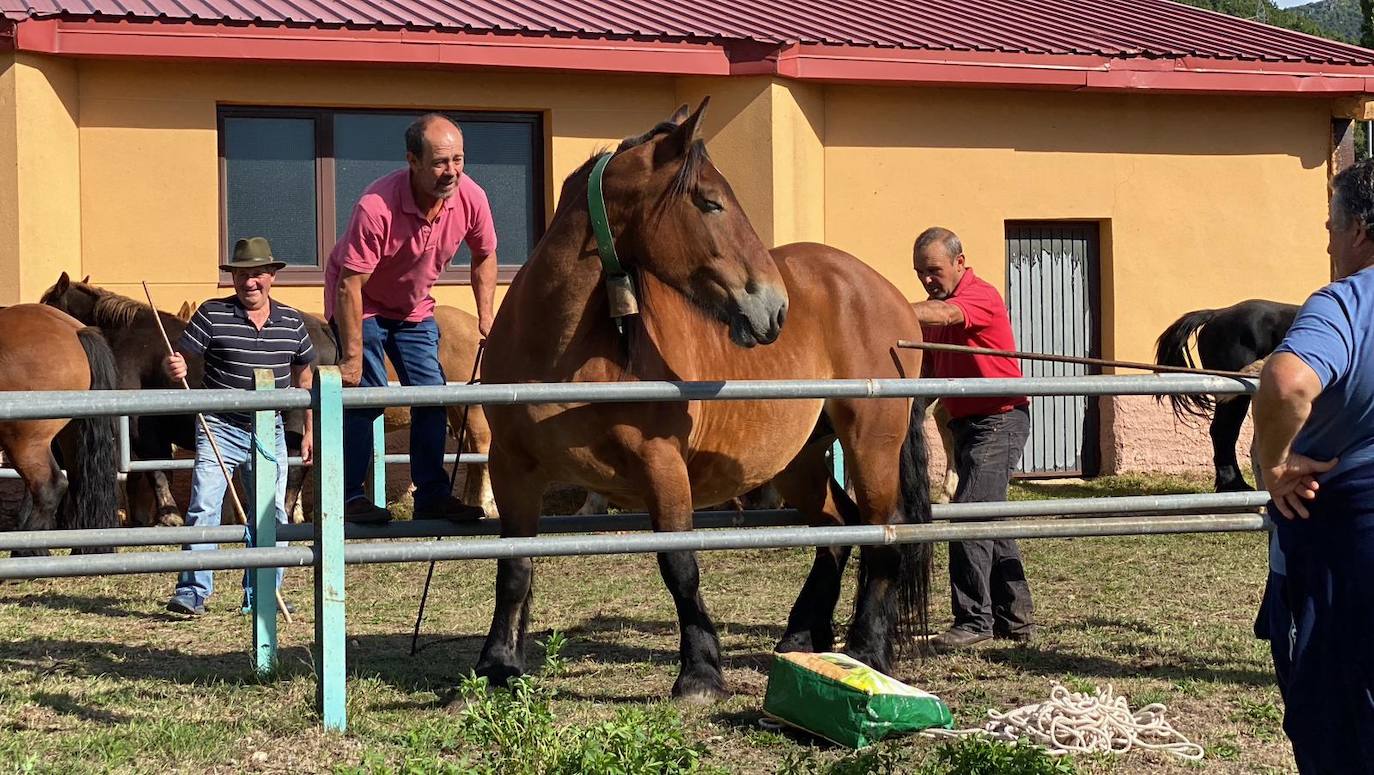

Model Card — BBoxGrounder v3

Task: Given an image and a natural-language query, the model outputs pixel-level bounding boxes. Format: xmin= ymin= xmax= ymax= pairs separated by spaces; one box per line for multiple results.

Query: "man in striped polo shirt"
xmin=163 ymin=237 xmax=317 ymax=617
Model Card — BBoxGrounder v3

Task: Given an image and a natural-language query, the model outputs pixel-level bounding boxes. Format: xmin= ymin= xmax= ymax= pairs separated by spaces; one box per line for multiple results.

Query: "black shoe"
xmin=166 ymin=596 xmax=207 ymax=617
xmin=344 ymin=498 xmax=393 ymax=524
xmin=929 ymin=627 xmax=992 ymax=651
xmin=414 ymin=495 xmax=485 ymax=523
xmin=995 ymin=626 xmax=1035 ymax=644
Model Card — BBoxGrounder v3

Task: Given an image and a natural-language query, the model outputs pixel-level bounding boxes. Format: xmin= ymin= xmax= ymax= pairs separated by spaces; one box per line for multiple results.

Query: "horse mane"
xmin=555 ymin=122 xmax=709 ymax=216
xmin=76 ymin=282 xmax=155 ymax=329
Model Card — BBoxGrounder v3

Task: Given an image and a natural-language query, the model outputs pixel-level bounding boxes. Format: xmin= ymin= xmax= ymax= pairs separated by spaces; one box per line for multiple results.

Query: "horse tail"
xmin=894 ymin=397 xmax=933 ymax=652
xmin=69 ymin=327 xmax=120 ymax=550
xmin=1154 ymin=308 xmax=1218 ymax=422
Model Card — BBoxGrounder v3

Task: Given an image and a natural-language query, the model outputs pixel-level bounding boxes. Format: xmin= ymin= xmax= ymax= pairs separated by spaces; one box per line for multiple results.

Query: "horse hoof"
xmin=441 ymin=689 xmax=473 ymax=715
xmin=1216 ymin=481 xmax=1254 ymax=493
xmin=473 ymin=662 xmax=523 ymax=689
xmin=775 ymin=632 xmax=816 ymax=654
xmin=672 ymin=673 xmax=728 ymax=704
xmin=158 ymin=513 xmax=184 ymax=527
xmin=843 ymin=646 xmax=892 ymax=674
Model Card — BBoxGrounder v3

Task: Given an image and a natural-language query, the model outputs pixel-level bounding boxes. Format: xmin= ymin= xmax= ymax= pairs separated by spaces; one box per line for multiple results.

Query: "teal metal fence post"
xmin=367 ymin=415 xmax=385 ymax=509
xmin=312 ymin=365 xmax=347 ymax=731
xmin=251 ymin=369 xmax=279 ymax=675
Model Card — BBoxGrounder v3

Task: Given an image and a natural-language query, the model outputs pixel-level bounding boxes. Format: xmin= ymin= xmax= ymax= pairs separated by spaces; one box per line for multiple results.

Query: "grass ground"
xmin=0 ymin=473 xmax=1291 ymax=774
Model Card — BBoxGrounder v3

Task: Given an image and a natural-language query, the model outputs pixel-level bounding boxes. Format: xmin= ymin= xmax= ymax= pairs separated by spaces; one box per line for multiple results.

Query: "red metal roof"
xmin=4 ymin=0 xmax=1374 ymax=67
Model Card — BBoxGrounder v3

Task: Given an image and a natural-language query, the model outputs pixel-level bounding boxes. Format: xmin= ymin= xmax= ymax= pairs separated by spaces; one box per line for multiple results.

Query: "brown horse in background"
xmin=475 ymin=101 xmax=932 ymax=700
xmin=0 ymin=305 xmax=120 ymax=553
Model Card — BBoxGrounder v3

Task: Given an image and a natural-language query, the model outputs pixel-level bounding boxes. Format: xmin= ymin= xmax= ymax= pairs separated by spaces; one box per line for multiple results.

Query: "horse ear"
xmin=176 ymin=301 xmax=194 ymax=322
xmin=656 ymin=97 xmax=710 ymax=164
xmin=667 ymin=104 xmax=690 ymax=126
xmin=56 ymin=272 xmax=70 ymax=293
xmin=81 ymin=275 xmax=90 ymax=284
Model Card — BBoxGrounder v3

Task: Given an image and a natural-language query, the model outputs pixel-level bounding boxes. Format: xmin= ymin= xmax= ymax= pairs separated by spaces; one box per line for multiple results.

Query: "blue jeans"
xmin=173 ymin=414 xmax=288 ymax=607
xmin=340 ymin=315 xmax=448 ymax=507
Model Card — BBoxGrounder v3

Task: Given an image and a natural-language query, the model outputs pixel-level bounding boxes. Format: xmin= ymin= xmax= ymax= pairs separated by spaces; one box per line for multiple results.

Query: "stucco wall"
xmin=0 ymin=58 xmax=1341 ymax=478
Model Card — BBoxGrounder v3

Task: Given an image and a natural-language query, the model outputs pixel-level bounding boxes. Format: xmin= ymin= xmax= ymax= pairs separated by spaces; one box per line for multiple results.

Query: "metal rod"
xmin=0 ymin=491 xmax=1269 ymax=551
xmin=896 ymin=340 xmax=1254 ymax=379
xmin=0 ymin=375 xmax=1258 ymax=421
xmin=0 ymin=513 xmax=1268 ymax=580
xmin=109 ymin=452 xmax=488 ymax=474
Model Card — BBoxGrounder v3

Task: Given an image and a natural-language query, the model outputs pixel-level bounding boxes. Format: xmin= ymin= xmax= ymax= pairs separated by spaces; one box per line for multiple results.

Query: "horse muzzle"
xmin=728 ymin=283 xmax=788 ymax=348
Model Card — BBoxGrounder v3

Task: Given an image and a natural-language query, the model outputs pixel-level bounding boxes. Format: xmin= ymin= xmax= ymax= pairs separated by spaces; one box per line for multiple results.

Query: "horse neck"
xmin=515 ymin=224 xmax=714 ymax=384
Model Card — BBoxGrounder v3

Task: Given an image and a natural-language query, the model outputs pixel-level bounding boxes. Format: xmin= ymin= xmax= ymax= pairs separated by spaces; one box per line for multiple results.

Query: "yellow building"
xmin=3 ymin=0 xmax=1373 ymax=476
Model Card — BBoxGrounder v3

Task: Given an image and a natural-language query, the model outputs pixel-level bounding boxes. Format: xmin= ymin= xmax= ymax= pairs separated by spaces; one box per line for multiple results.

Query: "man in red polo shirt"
xmin=326 ymin=113 xmax=498 ymax=524
xmin=912 ymin=226 xmax=1035 ymax=650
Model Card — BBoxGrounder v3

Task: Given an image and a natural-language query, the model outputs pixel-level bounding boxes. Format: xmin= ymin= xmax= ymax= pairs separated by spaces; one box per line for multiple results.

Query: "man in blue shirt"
xmin=1254 ymin=157 xmax=1374 ymax=773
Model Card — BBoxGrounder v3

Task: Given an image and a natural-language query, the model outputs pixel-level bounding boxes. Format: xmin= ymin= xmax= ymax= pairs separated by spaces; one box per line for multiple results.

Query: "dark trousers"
xmin=947 ymin=405 xmax=1034 ymax=635
xmin=1267 ymin=477 xmax=1374 ymax=774
xmin=334 ymin=316 xmax=449 ymax=508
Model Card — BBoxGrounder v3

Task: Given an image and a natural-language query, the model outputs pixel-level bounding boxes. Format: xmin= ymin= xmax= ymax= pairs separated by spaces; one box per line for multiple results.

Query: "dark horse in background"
xmin=1155 ymin=299 xmax=1298 ymax=492
xmin=474 ymin=100 xmax=933 ymax=701
xmin=0 ymin=305 xmax=120 ymax=554
xmin=40 ymin=274 xmax=337 ymax=525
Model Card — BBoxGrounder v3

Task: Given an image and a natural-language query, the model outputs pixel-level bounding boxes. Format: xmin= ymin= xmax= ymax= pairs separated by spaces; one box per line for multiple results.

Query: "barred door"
xmin=1005 ymin=222 xmax=1100 ymax=476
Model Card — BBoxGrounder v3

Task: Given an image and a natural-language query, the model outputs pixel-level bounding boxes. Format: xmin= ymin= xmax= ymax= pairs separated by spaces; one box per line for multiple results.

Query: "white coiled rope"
xmin=921 ymin=684 xmax=1204 ymax=761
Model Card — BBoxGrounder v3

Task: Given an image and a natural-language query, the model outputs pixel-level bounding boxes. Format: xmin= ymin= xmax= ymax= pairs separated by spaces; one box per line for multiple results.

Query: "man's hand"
xmin=478 ymin=312 xmax=494 ymax=338
xmin=164 ymin=352 xmax=187 ymax=382
xmin=1263 ymin=452 xmax=1338 ymax=519
xmin=299 ymin=432 xmax=314 ymax=466
xmin=339 ymin=356 xmax=363 ymax=388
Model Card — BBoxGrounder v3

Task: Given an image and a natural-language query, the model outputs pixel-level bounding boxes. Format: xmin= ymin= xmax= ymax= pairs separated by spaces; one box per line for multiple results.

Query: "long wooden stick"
xmin=895 ymin=340 xmax=1255 ymax=380
xmin=141 ymin=282 xmax=293 ymax=625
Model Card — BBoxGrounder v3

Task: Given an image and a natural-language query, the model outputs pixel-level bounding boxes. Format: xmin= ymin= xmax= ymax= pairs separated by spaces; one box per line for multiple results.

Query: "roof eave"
xmin=11 ymin=18 xmax=1374 ymax=96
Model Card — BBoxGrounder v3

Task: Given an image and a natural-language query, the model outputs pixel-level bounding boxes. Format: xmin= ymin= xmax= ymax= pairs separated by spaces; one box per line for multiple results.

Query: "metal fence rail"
xmin=0 ymin=491 xmax=1269 ymax=551
xmin=0 ymin=374 xmax=1255 ymax=421
xmin=0 ymin=513 xmax=1268 ymax=581
xmin=0 ymin=370 xmax=1268 ymax=732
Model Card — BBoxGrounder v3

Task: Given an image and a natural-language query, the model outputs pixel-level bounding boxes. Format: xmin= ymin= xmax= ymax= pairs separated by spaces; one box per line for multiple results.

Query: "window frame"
xmin=216 ymin=105 xmax=545 ymax=287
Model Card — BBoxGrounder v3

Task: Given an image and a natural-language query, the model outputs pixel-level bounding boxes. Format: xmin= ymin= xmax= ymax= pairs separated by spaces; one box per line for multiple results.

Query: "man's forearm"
xmin=294 ymin=366 xmax=315 ymax=432
xmin=911 ymin=299 xmax=964 ymax=326
xmin=335 ymin=276 xmax=366 ymax=360
xmin=472 ymin=252 xmax=498 ymax=327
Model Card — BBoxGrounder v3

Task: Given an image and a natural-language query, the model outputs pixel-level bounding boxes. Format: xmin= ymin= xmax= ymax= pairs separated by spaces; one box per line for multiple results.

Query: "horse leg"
xmin=457 ymin=407 xmax=498 ymax=520
xmin=151 ymin=470 xmax=184 ymax=526
xmin=829 ymin=398 xmax=918 ymax=674
xmin=6 ymin=440 xmax=66 ymax=558
xmin=773 ymin=439 xmax=852 ymax=654
xmin=640 ymin=444 xmax=725 ymax=702
xmin=1212 ymin=397 xmax=1253 ymax=492
xmin=473 ymin=452 xmax=546 ymax=689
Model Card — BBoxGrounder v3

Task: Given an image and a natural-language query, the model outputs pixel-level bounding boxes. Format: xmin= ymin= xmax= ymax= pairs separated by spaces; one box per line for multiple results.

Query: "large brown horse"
xmin=0 ymin=305 xmax=120 ymax=553
xmin=475 ymin=101 xmax=932 ymax=700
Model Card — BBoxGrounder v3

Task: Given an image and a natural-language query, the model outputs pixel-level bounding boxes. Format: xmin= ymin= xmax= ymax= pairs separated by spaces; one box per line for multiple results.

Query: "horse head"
xmin=39 ymin=272 xmax=100 ymax=324
xmin=594 ymin=99 xmax=788 ymax=347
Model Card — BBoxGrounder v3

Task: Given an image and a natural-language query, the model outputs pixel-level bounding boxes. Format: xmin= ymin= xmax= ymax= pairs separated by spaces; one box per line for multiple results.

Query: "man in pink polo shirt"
xmin=912 ymin=226 xmax=1035 ymax=651
xmin=325 ymin=113 xmax=498 ymax=524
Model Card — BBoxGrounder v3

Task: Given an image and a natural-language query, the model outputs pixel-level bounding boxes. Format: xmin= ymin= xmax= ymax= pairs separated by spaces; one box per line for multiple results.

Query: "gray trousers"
xmin=947 ymin=405 xmax=1035 ymax=635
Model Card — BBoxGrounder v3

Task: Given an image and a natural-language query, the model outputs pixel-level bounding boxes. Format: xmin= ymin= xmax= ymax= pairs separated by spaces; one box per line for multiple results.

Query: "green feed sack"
xmin=763 ymin=651 xmax=954 ymax=749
